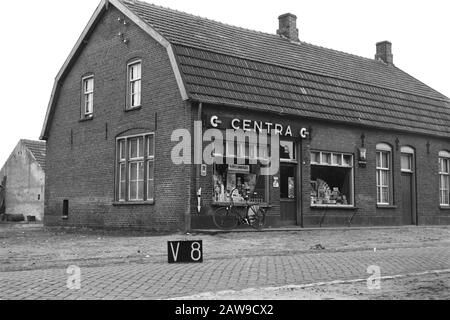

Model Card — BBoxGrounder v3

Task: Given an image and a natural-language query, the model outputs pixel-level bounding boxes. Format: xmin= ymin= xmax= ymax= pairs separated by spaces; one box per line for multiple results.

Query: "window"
xmin=401 ymin=154 xmax=412 ymax=172
xmin=82 ymin=75 xmax=94 ymax=117
xmin=376 ymin=143 xmax=392 ymax=205
xmin=127 ymin=60 xmax=142 ymax=109
xmin=116 ymin=133 xmax=155 ymax=202
xmin=213 ymin=138 xmax=269 ymax=204
xmin=439 ymin=151 xmax=450 ymax=206
xmin=310 ymin=151 xmax=353 ymax=206
xmin=400 ymin=146 xmax=414 ymax=173
xmin=280 ymin=141 xmax=296 ymax=162
xmin=62 ymin=200 xmax=69 ymax=219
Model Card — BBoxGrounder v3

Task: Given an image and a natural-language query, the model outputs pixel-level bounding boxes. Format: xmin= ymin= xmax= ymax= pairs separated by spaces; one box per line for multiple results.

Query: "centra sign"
xmin=209 ymin=115 xmax=309 ymax=138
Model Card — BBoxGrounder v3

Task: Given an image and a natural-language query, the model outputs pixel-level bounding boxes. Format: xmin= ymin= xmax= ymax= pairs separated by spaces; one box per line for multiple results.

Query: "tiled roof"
xmin=21 ymin=140 xmax=46 ymax=172
xmin=122 ymin=0 xmax=450 ymax=137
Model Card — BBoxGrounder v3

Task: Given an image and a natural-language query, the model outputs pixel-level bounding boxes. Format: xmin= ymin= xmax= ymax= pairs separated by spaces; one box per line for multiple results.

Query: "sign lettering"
xmin=209 ymin=115 xmax=309 ymax=138
xmin=168 ymin=240 xmax=203 ymax=263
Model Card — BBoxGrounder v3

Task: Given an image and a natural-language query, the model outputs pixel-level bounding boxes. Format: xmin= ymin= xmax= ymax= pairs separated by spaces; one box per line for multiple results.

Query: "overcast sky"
xmin=0 ymin=0 xmax=449 ymax=167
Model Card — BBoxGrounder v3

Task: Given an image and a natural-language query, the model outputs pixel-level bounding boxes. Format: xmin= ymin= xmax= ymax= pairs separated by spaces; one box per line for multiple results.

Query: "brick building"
xmin=40 ymin=0 xmax=450 ymax=231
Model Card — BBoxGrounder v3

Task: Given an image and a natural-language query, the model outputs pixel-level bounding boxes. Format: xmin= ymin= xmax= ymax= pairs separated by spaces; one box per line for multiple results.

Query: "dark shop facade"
xmin=41 ymin=0 xmax=450 ymax=231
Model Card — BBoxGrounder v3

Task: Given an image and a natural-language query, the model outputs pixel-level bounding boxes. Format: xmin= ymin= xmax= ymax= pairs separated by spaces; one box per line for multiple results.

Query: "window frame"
xmin=400 ymin=153 xmax=413 ymax=173
xmin=81 ymin=75 xmax=94 ymax=118
xmin=310 ymin=150 xmax=355 ymax=208
xmin=126 ymin=60 xmax=142 ymax=110
xmin=400 ymin=146 xmax=414 ymax=173
xmin=115 ymin=133 xmax=155 ymax=203
xmin=376 ymin=143 xmax=393 ymax=206
xmin=280 ymin=140 xmax=297 ymax=163
xmin=128 ymin=136 xmax=145 ymax=201
xmin=439 ymin=151 xmax=450 ymax=207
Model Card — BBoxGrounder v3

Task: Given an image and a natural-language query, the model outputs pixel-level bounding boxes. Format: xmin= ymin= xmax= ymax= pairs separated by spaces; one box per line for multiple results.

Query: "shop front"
xmin=190 ymin=103 xmax=450 ymax=230
xmin=192 ymin=107 xmax=311 ymax=228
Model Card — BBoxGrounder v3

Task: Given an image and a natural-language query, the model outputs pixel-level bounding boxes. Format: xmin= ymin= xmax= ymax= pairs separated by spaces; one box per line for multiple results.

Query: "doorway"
xmin=280 ymin=163 xmax=297 ymax=223
xmin=400 ymin=147 xmax=416 ymax=225
xmin=279 ymin=140 xmax=298 ymax=225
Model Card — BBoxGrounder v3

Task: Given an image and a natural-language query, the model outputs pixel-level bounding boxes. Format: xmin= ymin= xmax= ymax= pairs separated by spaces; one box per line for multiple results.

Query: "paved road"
xmin=1 ymin=244 xmax=449 ymax=299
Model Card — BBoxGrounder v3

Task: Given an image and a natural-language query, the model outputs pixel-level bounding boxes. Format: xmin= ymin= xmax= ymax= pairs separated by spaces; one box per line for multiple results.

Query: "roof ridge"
xmin=124 ymin=0 xmax=279 ymax=37
xmin=125 ymin=0 xmax=382 ymax=65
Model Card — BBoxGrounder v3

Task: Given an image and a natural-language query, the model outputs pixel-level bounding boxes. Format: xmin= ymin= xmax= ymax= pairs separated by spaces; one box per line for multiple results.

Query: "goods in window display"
xmin=311 ymin=179 xmax=349 ymax=205
xmin=213 ymin=164 xmax=263 ymax=204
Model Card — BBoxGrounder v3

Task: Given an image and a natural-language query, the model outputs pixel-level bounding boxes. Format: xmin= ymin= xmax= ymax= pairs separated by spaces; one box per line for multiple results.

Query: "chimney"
xmin=277 ymin=13 xmax=299 ymax=42
xmin=375 ymin=41 xmax=394 ymax=65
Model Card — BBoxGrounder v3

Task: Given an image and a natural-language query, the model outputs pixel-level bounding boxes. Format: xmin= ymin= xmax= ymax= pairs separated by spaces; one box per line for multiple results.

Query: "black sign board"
xmin=167 ymin=240 xmax=203 ymax=263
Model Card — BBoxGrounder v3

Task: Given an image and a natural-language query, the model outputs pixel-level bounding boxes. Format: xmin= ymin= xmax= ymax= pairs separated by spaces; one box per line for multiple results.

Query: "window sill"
xmin=439 ymin=206 xmax=450 ymax=210
xmin=124 ymin=106 xmax=142 ymax=112
xmin=310 ymin=205 xmax=357 ymax=210
xmin=212 ymin=202 xmax=270 ymax=208
xmin=113 ymin=200 xmax=154 ymax=206
xmin=79 ymin=116 xmax=93 ymax=122
xmin=377 ymin=205 xmax=397 ymax=209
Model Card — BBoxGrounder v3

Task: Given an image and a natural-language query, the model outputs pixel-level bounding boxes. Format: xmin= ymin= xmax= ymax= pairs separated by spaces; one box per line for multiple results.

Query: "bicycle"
xmin=213 ymin=188 xmax=266 ymax=230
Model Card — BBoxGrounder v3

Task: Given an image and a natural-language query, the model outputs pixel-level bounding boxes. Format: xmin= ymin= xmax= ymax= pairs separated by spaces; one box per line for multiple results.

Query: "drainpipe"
xmin=195 ymin=102 xmax=203 ymax=212
xmin=185 ymin=102 xmax=202 ymax=233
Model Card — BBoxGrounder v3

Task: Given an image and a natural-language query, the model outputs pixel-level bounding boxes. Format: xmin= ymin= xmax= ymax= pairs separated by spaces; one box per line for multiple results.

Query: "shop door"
xmin=400 ymin=150 xmax=416 ymax=225
xmin=280 ymin=163 xmax=297 ymax=224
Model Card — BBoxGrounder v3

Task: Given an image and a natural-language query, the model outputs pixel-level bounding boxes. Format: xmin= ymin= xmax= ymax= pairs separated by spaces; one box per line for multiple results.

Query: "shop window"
xmin=116 ymin=133 xmax=155 ymax=202
xmin=213 ymin=139 xmax=269 ymax=204
xmin=310 ymin=151 xmax=353 ymax=206
xmin=376 ymin=143 xmax=392 ymax=205
xmin=81 ymin=75 xmax=94 ymax=118
xmin=439 ymin=151 xmax=450 ymax=206
xmin=127 ymin=60 xmax=142 ymax=109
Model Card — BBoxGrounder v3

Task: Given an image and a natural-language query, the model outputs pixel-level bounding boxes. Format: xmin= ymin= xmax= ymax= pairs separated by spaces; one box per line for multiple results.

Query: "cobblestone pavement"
xmin=1 ymin=244 xmax=449 ymax=299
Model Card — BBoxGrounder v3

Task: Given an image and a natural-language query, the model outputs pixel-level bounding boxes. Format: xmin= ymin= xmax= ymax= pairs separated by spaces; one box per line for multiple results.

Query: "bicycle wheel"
xmin=213 ymin=207 xmax=238 ymax=230
xmin=248 ymin=205 xmax=266 ymax=230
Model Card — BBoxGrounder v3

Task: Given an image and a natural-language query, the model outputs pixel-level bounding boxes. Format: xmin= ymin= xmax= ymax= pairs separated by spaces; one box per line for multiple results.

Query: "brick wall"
xmin=44 ymin=6 xmax=192 ymax=231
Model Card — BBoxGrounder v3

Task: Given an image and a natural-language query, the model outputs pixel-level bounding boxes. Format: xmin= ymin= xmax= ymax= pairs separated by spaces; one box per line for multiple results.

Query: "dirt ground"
xmin=176 ymin=271 xmax=450 ymax=300
xmin=1 ymin=224 xmax=449 ymax=300
xmin=1 ymin=224 xmax=449 ymax=272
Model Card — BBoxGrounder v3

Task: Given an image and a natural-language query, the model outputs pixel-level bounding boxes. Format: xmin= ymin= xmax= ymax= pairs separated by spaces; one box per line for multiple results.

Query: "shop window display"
xmin=213 ymin=139 xmax=269 ymax=204
xmin=310 ymin=151 xmax=353 ymax=206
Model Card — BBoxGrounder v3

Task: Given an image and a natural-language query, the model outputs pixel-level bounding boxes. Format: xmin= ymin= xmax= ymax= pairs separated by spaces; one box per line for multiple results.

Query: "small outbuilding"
xmin=0 ymin=139 xmax=46 ymax=222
